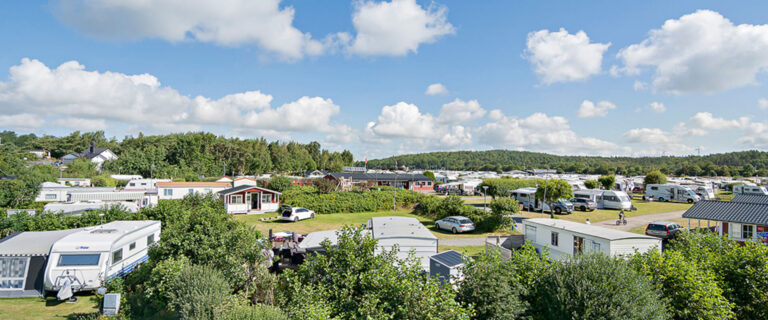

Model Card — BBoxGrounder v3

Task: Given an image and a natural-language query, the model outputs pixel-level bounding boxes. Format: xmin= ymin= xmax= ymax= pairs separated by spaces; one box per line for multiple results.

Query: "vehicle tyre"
xmin=581 ymin=206 xmax=587 ymax=211
xmin=311 ymin=213 xmax=315 ymax=219
xmin=687 ymin=199 xmax=693 ymax=204
xmin=555 ymin=207 xmax=562 ymax=214
xmin=452 ymin=227 xmax=458 ymax=234
xmin=435 ymin=223 xmax=440 ymax=230
xmin=294 ymin=217 xmax=298 ymax=222
xmin=658 ymin=197 xmax=665 ymax=202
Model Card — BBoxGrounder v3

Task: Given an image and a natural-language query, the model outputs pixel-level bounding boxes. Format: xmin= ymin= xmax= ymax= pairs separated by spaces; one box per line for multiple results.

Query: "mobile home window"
xmin=163 ymin=189 xmax=173 ymax=196
xmin=742 ymin=225 xmax=754 ymax=239
xmin=650 ymin=186 xmax=658 ymax=190
xmin=262 ymin=194 xmax=272 ymax=203
xmin=550 ymin=232 xmax=559 ymax=246
xmin=129 ymin=242 xmax=136 ymax=251
xmin=0 ymin=257 xmax=28 ymax=290
xmin=58 ymin=254 xmax=100 ymax=266
xmin=188 ymin=189 xmax=194 ymax=194
xmin=112 ymin=249 xmax=123 ymax=265
xmin=592 ymin=241 xmax=601 ymax=251
xmin=147 ymin=234 xmax=155 ymax=245
xmin=45 ymin=194 xmax=57 ymax=200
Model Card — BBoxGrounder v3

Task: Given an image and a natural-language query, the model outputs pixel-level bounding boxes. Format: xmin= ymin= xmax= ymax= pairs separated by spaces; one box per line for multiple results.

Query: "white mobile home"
xmin=645 ymin=184 xmax=701 ymax=203
xmin=43 ymin=202 xmax=140 ymax=215
xmin=156 ymin=182 xmax=231 ymax=200
xmin=522 ymin=218 xmax=661 ymax=261
xmin=573 ymin=189 xmax=632 ymax=210
xmin=733 ymin=185 xmax=768 ymax=196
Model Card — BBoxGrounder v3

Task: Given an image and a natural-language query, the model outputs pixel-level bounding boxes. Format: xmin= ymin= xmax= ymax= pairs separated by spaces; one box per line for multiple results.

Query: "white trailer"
xmin=572 ymin=189 xmax=632 ymax=210
xmin=522 ymin=218 xmax=661 ymax=261
xmin=733 ymin=185 xmax=768 ymax=196
xmin=645 ymin=184 xmax=701 ymax=203
xmin=44 ymin=221 xmax=161 ymax=297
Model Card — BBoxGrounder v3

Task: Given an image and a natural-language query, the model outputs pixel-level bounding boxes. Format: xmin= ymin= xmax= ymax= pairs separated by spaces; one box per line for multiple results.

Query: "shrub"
xmin=598 ymin=174 xmax=616 ymax=190
xmin=644 ymin=171 xmax=667 ymax=187
xmin=218 ymin=303 xmax=287 ymax=320
xmin=456 ymin=249 xmax=529 ymax=319
xmin=282 ymin=187 xmax=425 ymax=214
xmin=165 ymin=263 xmax=233 ymax=320
xmin=266 ymin=175 xmax=293 ymax=192
xmin=584 ymin=180 xmax=599 ymax=189
xmin=313 ymin=178 xmax=338 ymax=194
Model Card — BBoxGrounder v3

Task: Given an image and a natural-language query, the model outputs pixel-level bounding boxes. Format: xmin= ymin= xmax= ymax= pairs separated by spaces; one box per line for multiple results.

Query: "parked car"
xmin=281 ymin=205 xmax=315 ymax=222
xmin=434 ymin=216 xmax=475 ymax=234
xmin=645 ymin=221 xmax=683 ymax=239
xmin=551 ymin=199 xmax=575 ymax=214
xmin=570 ymin=198 xmax=597 ymax=211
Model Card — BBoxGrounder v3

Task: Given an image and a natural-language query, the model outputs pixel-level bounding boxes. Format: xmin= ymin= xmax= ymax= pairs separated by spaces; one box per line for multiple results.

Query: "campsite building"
xmin=682 ymin=195 xmax=768 ymax=244
xmin=156 ymin=181 xmax=231 ymax=200
xmin=217 ymin=185 xmax=281 ymax=214
xmin=522 ymin=218 xmax=662 ymax=260
xmin=429 ymin=250 xmax=466 ymax=284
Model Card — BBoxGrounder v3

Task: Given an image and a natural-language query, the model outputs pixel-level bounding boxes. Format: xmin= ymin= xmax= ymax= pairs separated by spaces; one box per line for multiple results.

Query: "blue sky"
xmin=1 ymin=0 xmax=767 ymax=159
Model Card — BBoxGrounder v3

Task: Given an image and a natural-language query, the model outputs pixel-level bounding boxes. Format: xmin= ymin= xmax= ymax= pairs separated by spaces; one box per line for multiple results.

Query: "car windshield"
xmin=459 ymin=219 xmax=473 ymax=224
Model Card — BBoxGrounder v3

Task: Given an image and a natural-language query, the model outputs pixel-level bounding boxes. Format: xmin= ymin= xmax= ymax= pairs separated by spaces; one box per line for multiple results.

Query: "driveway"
xmin=599 ymin=210 xmax=687 ymax=231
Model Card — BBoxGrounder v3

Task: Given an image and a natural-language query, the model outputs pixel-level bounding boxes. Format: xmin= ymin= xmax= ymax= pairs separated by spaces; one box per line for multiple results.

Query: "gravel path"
xmin=597 ymin=210 xmax=687 ymax=231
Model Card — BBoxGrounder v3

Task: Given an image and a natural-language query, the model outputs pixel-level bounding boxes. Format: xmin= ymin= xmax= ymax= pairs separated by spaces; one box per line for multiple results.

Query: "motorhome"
xmin=44 ymin=221 xmax=161 ymax=297
xmin=508 ymin=188 xmax=574 ymax=213
xmin=572 ymin=189 xmax=632 ymax=210
xmin=645 ymin=184 xmax=701 ymax=203
xmin=688 ymin=185 xmax=716 ymax=200
xmin=733 ymin=185 xmax=768 ymax=196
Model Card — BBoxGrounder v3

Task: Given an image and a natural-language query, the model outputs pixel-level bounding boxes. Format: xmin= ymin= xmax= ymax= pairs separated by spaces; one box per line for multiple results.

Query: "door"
xmin=573 ymin=236 xmax=584 ymax=255
xmin=251 ymin=192 xmax=260 ymax=211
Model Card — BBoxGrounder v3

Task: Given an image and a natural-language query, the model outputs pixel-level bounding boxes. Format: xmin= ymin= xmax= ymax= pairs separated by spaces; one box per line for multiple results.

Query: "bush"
xmin=584 ymin=180 xmax=599 ymax=189
xmin=644 ymin=171 xmax=667 ymax=187
xmin=533 ymin=254 xmax=667 ymax=320
xmin=456 ymin=249 xmax=529 ymax=319
xmin=218 ymin=303 xmax=287 ymax=320
xmin=165 ymin=263 xmax=233 ymax=320
xmin=266 ymin=175 xmax=293 ymax=192
xmin=282 ymin=187 xmax=425 ymax=214
xmin=313 ymin=178 xmax=338 ymax=194
xmin=598 ymin=174 xmax=616 ymax=190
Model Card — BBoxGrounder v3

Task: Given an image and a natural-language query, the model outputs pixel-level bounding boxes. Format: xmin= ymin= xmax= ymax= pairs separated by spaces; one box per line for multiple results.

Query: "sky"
xmin=1 ymin=0 xmax=768 ymax=160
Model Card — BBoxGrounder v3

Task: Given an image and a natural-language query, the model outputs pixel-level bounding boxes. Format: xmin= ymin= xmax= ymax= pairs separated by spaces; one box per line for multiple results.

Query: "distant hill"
xmin=359 ymin=150 xmax=768 ymax=177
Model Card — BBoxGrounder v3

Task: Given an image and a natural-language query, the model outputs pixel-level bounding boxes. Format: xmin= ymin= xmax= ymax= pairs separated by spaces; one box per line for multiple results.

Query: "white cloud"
xmin=633 ymin=81 xmax=648 ymax=91
xmin=346 ymin=0 xmax=455 ymax=56
xmin=476 ymin=111 xmax=624 ymax=155
xmin=618 ymin=10 xmax=768 ymax=94
xmin=53 ymin=0 xmax=326 ymax=60
xmin=439 ymin=125 xmax=472 ymax=147
xmin=623 ymin=128 xmax=675 ymax=144
xmin=648 ymin=102 xmax=666 ymax=113
xmin=759 ymin=98 xmax=768 ymax=110
xmin=437 ymin=98 xmax=486 ymax=124
xmin=369 ymin=102 xmax=436 ymax=138
xmin=576 ymin=100 xmax=616 ymax=118
xmin=525 ymin=28 xmax=610 ymax=84
xmin=487 ymin=109 xmax=504 ymax=121
xmin=425 ymin=83 xmax=448 ymax=95
xmin=671 ymin=112 xmax=767 ymax=148
xmin=0 ymin=114 xmax=44 ymax=132
xmin=0 ymin=58 xmax=342 ymax=134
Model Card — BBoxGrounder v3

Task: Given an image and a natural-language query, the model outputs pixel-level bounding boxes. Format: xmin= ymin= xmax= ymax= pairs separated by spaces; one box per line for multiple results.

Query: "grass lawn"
xmin=235 ymin=209 xmax=502 ymax=240
xmin=513 ymin=200 xmax=693 ymax=224
xmin=0 ymin=295 xmax=100 ymax=320
xmin=438 ymin=245 xmax=486 ymax=258
xmin=717 ymin=190 xmax=734 ymax=201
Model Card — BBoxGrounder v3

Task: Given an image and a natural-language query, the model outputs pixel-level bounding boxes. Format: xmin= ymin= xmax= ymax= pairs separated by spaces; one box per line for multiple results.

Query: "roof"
xmin=0 ymin=228 xmax=84 ymax=257
xmin=156 ymin=181 xmax=231 ymax=187
xmin=58 ymin=178 xmax=89 ymax=181
xmin=682 ymin=200 xmax=768 ymax=225
xmin=41 ymin=181 xmax=67 ymax=188
xmin=299 ymin=229 xmax=365 ymax=250
xmin=430 ymin=250 xmax=465 ymax=267
xmin=510 ymin=187 xmax=537 ymax=194
xmin=52 ymin=220 xmax=160 ymax=252
xmin=524 ymin=218 xmax=659 ymax=241
xmin=44 ymin=202 xmax=140 ymax=214
xmin=78 ymin=148 xmax=111 ymax=159
xmin=218 ymin=185 xmax=281 ymax=195
xmin=369 ymin=217 xmax=437 ymax=240
xmin=731 ymin=195 xmax=768 ymax=205
xmin=326 ymin=172 xmax=431 ymax=181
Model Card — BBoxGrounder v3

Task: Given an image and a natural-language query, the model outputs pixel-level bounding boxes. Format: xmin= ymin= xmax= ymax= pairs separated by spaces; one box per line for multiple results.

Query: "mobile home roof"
xmin=369 ymin=217 xmax=436 ymax=240
xmin=524 ymin=218 xmax=658 ymax=241
xmin=52 ymin=220 xmax=160 ymax=252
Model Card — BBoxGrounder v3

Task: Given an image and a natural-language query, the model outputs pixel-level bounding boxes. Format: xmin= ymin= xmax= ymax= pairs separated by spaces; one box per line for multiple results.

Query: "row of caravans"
xmin=0 ymin=221 xmax=160 ymax=299
xmin=509 ymin=188 xmax=632 ymax=211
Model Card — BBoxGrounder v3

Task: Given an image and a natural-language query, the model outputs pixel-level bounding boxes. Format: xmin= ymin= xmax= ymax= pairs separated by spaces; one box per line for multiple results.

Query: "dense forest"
xmin=361 ymin=150 xmax=768 ymax=177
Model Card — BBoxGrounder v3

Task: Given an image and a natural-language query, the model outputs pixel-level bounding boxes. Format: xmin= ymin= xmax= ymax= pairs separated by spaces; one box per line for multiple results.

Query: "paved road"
xmin=598 ymin=210 xmax=687 ymax=231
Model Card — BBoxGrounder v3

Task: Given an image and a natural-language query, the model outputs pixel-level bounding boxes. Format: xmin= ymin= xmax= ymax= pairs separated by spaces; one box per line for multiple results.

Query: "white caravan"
xmin=572 ymin=189 xmax=632 ymax=210
xmin=733 ymin=185 xmax=768 ymax=196
xmin=645 ymin=184 xmax=701 ymax=203
xmin=688 ymin=185 xmax=716 ymax=200
xmin=44 ymin=221 xmax=161 ymax=296
xmin=509 ymin=188 xmax=554 ymax=211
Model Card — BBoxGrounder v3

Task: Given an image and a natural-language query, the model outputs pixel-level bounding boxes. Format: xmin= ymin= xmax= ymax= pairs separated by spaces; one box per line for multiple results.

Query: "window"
xmin=45 ymin=194 xmax=57 ymax=200
xmin=550 ymin=232 xmax=559 ymax=246
xmin=112 ymin=249 xmax=123 ymax=265
xmin=58 ymin=254 xmax=100 ymax=266
xmin=650 ymin=186 xmax=658 ymax=190
xmin=525 ymin=225 xmax=536 ymax=240
xmin=592 ymin=241 xmax=601 ymax=251
xmin=231 ymin=195 xmax=243 ymax=204
xmin=742 ymin=225 xmax=754 ymax=239
xmin=129 ymin=242 xmax=136 ymax=251
xmin=262 ymin=194 xmax=272 ymax=203
xmin=140 ymin=183 xmax=147 ymax=186
xmin=0 ymin=257 xmax=28 ymax=290
xmin=147 ymin=234 xmax=155 ymax=245
xmin=163 ymin=189 xmax=173 ymax=196
xmin=188 ymin=189 xmax=194 ymax=194
xmin=128 ymin=183 xmax=135 ymax=187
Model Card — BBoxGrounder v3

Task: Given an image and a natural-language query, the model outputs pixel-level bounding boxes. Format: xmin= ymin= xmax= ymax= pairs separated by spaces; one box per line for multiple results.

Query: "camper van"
xmin=733 ymin=185 xmax=768 ymax=196
xmin=689 ymin=185 xmax=716 ymax=200
xmin=508 ymin=188 xmax=574 ymax=214
xmin=572 ymin=189 xmax=632 ymax=210
xmin=645 ymin=184 xmax=701 ymax=203
xmin=44 ymin=221 xmax=161 ymax=296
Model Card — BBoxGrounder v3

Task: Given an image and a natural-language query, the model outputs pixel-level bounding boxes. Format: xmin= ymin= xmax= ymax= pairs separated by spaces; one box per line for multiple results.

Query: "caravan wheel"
xmin=687 ymin=199 xmax=694 ymax=204
xmin=658 ymin=197 xmax=665 ymax=202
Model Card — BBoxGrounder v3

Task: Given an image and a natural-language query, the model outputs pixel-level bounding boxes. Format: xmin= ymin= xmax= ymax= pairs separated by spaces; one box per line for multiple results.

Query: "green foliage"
xmin=533 ymin=253 xmax=668 ymax=320
xmin=282 ymin=187 xmax=425 ymax=214
xmin=456 ymin=249 xmax=529 ymax=320
xmin=312 ymin=178 xmax=338 ymax=194
xmin=584 ymin=179 xmax=599 ymax=189
xmin=91 ymin=173 xmax=117 ymax=187
xmin=279 ymin=227 xmax=471 ymax=320
xmin=644 ymin=170 xmax=668 ymax=186
xmin=535 ymin=179 xmax=573 ymax=205
xmin=479 ymin=178 xmax=543 ymax=198
xmin=164 ymin=263 xmax=233 ymax=320
xmin=217 ymin=303 xmax=287 ymax=320
xmin=423 ymin=170 xmax=436 ymax=181
xmin=598 ymin=174 xmax=616 ymax=190
xmin=489 ymin=197 xmax=520 ymax=215
xmin=266 ymin=175 xmax=293 ymax=192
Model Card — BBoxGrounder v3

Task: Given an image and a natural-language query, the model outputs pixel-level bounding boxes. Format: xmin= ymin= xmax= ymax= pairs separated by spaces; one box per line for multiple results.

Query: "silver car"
xmin=645 ymin=221 xmax=683 ymax=239
xmin=434 ymin=216 xmax=475 ymax=234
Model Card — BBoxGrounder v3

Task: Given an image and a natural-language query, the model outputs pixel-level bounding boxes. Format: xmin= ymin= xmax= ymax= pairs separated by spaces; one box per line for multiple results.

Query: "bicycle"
xmin=615 ymin=218 xmax=627 ymax=225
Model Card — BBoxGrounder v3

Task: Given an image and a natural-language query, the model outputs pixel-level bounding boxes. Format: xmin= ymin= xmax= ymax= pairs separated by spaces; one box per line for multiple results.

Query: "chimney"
xmin=90 ymin=141 xmax=95 ymax=154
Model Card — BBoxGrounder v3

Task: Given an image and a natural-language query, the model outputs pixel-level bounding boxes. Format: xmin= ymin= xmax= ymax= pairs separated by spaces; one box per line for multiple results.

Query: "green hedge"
xmin=480 ymin=178 xmax=545 ymax=198
xmin=282 ymin=186 xmax=426 ymax=214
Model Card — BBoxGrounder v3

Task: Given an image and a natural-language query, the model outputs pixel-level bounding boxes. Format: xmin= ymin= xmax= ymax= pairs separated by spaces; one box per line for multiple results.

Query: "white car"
xmin=434 ymin=216 xmax=475 ymax=234
xmin=280 ymin=206 xmax=315 ymax=222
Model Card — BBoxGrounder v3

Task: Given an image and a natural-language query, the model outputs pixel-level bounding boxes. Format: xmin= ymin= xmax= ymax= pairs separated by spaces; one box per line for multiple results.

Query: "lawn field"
xmin=0 ymin=296 xmax=99 ymax=320
xmin=438 ymin=245 xmax=486 ymax=258
xmin=512 ymin=200 xmax=692 ymax=224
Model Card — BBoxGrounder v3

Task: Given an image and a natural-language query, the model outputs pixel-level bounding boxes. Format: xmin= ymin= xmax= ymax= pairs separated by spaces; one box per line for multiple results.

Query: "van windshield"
xmin=58 ymin=254 xmax=100 ymax=266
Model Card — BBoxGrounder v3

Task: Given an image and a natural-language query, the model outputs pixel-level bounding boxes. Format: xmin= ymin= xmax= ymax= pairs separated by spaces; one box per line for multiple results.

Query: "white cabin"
xmin=522 ymin=218 xmax=661 ymax=261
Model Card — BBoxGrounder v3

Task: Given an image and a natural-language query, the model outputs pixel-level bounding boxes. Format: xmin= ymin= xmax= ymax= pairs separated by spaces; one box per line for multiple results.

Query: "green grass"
xmin=513 ymin=200 xmax=692 ymax=224
xmin=438 ymin=245 xmax=486 ymax=258
xmin=0 ymin=295 xmax=100 ymax=320
xmin=717 ymin=190 xmax=734 ymax=201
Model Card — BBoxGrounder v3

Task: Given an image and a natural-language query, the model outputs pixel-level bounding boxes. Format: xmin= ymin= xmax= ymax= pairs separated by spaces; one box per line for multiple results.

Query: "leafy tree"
xmin=644 ymin=170 xmax=667 ymax=186
xmin=741 ymin=163 xmax=756 ymax=176
xmin=279 ymin=227 xmax=471 ymax=320
xmin=423 ymin=170 xmax=436 ymax=181
xmin=489 ymin=197 xmax=520 ymax=216
xmin=598 ymin=174 xmax=616 ymax=190
xmin=456 ymin=249 xmax=528 ymax=320
xmin=535 ymin=179 xmax=573 ymax=208
xmin=533 ymin=254 xmax=668 ymax=320
xmin=313 ymin=178 xmax=338 ymax=194
xmin=584 ymin=179 xmax=599 ymax=189
xmin=266 ymin=176 xmax=293 ymax=193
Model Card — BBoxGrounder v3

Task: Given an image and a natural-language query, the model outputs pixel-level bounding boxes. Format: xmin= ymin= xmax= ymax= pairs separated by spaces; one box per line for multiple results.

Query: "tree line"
xmin=361 ymin=149 xmax=768 ymax=177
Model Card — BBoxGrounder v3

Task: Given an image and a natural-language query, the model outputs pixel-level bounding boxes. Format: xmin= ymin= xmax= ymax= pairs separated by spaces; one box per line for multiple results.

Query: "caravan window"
xmin=112 ymin=249 xmax=123 ymax=265
xmin=650 ymin=186 xmax=658 ymax=190
xmin=0 ymin=257 xmax=28 ymax=290
xmin=147 ymin=234 xmax=155 ymax=245
xmin=550 ymin=232 xmax=559 ymax=246
xmin=45 ymin=194 xmax=57 ymax=200
xmin=129 ymin=242 xmax=136 ymax=251
xmin=164 ymin=189 xmax=173 ymax=196
xmin=58 ymin=254 xmax=100 ymax=266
